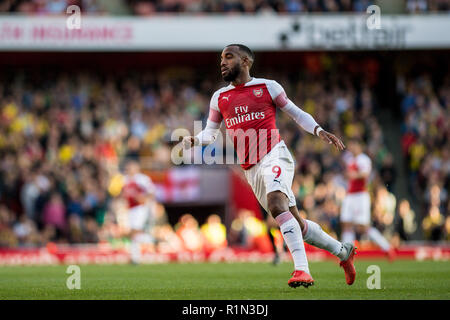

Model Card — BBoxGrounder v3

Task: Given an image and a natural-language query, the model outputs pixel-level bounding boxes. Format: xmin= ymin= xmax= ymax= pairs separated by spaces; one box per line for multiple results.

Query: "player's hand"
xmin=318 ymin=130 xmax=346 ymax=151
xmin=182 ymin=136 xmax=199 ymax=149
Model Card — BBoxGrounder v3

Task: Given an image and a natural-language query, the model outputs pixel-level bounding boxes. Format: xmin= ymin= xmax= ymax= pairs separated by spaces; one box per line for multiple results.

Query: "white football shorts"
xmin=128 ymin=204 xmax=151 ymax=231
xmin=243 ymin=140 xmax=297 ymax=215
xmin=340 ymin=191 xmax=371 ymax=226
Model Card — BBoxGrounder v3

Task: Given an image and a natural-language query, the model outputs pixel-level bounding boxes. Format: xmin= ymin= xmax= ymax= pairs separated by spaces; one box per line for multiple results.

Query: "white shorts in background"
xmin=244 ymin=140 xmax=296 ymax=214
xmin=340 ymin=191 xmax=371 ymax=225
xmin=128 ymin=204 xmax=151 ymax=231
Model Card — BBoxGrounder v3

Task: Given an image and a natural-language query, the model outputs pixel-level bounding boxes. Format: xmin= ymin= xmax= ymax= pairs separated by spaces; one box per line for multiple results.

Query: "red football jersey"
xmin=343 ymin=152 xmax=372 ymax=193
xmin=207 ymin=78 xmax=289 ymax=170
xmin=122 ymin=173 xmax=155 ymax=209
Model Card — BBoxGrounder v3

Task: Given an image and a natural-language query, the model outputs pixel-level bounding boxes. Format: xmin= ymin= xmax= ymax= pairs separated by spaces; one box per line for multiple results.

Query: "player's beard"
xmin=222 ymin=64 xmax=241 ymax=82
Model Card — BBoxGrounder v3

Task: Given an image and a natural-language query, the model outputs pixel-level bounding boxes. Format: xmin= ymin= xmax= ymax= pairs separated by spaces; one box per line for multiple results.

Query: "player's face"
xmin=348 ymin=141 xmax=361 ymax=155
xmin=125 ymin=162 xmax=139 ymax=175
xmin=220 ymin=47 xmax=242 ymax=82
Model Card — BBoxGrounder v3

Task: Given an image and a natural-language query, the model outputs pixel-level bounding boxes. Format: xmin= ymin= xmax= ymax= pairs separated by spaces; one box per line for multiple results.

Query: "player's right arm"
xmin=183 ymin=90 xmax=223 ymax=149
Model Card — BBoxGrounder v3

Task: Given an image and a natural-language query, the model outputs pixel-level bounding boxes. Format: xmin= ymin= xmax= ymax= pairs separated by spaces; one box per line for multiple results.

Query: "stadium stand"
xmin=1 ymin=0 xmax=449 ymax=14
xmin=398 ymin=70 xmax=449 ymax=241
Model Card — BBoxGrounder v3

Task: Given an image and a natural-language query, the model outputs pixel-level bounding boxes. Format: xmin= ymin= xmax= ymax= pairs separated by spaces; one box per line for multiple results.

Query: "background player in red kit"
xmin=183 ymin=44 xmax=357 ymax=288
xmin=341 ymin=139 xmax=394 ymax=260
xmin=122 ymin=160 xmax=156 ymax=264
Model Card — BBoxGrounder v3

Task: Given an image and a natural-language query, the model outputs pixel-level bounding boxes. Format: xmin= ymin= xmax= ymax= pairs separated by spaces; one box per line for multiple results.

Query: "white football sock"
xmin=130 ymin=240 xmax=141 ymax=264
xmin=342 ymin=230 xmax=355 ymax=244
xmin=303 ymin=219 xmax=348 ymax=260
xmin=135 ymin=233 xmax=153 ymax=244
xmin=130 ymin=233 xmax=154 ymax=264
xmin=367 ymin=227 xmax=390 ymax=251
xmin=275 ymin=211 xmax=310 ymax=274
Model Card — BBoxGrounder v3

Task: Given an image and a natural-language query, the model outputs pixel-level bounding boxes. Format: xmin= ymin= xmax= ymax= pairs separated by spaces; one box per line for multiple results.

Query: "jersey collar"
xmin=230 ymin=77 xmax=255 ymax=89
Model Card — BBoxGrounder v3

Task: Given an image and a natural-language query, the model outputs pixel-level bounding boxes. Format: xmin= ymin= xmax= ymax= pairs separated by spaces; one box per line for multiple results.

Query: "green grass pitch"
xmin=0 ymin=260 xmax=449 ymax=300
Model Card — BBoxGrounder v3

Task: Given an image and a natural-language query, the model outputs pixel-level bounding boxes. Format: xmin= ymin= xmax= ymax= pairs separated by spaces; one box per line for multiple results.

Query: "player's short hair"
xmin=125 ymin=159 xmax=139 ymax=165
xmin=226 ymin=44 xmax=255 ymax=61
xmin=348 ymin=137 xmax=364 ymax=148
xmin=124 ymin=159 xmax=140 ymax=170
xmin=348 ymin=137 xmax=362 ymax=144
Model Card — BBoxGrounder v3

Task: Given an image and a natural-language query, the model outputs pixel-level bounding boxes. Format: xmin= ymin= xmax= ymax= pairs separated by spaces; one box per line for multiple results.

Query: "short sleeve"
xmin=266 ymin=80 xmax=288 ymax=108
xmin=207 ymin=90 xmax=223 ymax=123
xmin=266 ymin=80 xmax=284 ymax=99
xmin=139 ymin=174 xmax=156 ymax=195
xmin=210 ymin=90 xmax=220 ymax=112
xmin=357 ymin=155 xmax=372 ymax=174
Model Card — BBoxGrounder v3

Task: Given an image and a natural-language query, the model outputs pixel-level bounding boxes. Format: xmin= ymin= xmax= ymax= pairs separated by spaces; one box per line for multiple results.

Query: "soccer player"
xmin=341 ymin=139 xmax=394 ymax=260
xmin=183 ymin=44 xmax=356 ymax=288
xmin=122 ymin=160 xmax=156 ymax=264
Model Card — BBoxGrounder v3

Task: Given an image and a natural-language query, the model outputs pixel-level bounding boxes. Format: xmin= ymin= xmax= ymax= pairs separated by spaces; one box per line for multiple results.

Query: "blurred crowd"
xmin=1 ymin=0 xmax=449 ymax=14
xmin=398 ymin=71 xmax=450 ymax=242
xmin=0 ymin=66 xmax=213 ymax=248
xmin=127 ymin=0 xmax=375 ymax=14
xmin=0 ymin=52 xmax=449 ymax=250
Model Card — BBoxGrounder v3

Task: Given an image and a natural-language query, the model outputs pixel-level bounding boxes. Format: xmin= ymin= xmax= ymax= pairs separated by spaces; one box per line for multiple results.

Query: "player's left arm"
xmin=268 ymin=80 xmax=345 ymax=151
